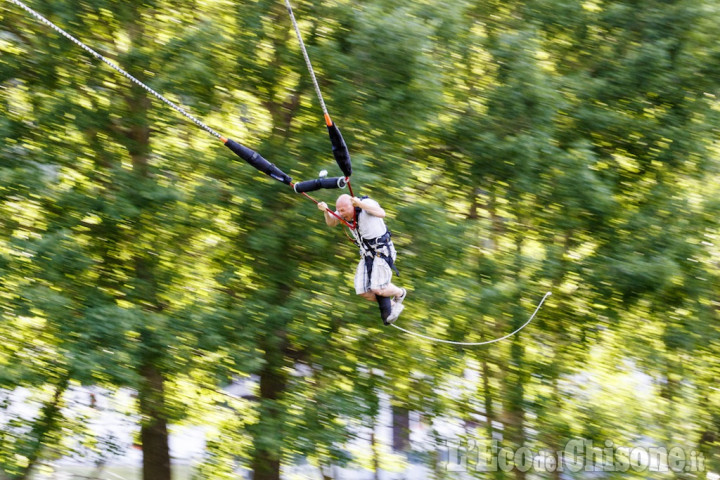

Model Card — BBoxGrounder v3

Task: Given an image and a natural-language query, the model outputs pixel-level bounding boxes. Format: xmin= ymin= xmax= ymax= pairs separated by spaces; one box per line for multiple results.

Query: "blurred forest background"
xmin=1 ymin=0 xmax=720 ymax=478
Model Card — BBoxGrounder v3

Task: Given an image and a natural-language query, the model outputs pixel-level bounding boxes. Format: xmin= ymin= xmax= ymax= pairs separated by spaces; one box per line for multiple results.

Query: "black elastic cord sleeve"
xmin=327 ymin=122 xmax=352 ymax=178
xmin=225 ymin=139 xmax=292 ymax=185
xmin=293 ymin=176 xmax=347 ymax=193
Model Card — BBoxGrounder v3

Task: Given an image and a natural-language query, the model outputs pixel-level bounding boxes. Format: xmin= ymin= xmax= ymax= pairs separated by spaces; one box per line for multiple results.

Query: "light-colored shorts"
xmin=354 ymin=242 xmax=397 ymax=294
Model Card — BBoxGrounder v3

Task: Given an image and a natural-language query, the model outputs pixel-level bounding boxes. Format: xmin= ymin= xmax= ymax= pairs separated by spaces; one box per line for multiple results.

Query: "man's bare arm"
xmin=352 ymin=197 xmax=386 ymax=218
xmin=318 ymin=202 xmax=340 ymax=227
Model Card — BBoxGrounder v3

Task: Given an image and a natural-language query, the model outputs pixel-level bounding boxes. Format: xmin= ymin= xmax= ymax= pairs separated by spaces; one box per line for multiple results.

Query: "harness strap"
xmin=353 ymin=203 xmax=400 ymax=276
xmin=362 ymin=235 xmax=400 ymax=277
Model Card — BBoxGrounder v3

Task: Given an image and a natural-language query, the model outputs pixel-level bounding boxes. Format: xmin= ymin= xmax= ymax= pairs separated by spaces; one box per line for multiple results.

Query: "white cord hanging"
xmin=390 ymin=292 xmax=552 ymax=346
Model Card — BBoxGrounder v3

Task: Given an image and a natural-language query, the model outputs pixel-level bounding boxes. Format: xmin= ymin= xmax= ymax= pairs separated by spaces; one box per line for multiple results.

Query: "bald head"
xmin=336 ymin=194 xmax=352 ymax=209
xmin=336 ymin=194 xmax=354 ymax=221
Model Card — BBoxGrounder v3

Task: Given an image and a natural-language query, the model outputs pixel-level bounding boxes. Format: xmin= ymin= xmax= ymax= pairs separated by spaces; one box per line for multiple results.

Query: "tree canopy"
xmin=1 ymin=0 xmax=719 ymax=479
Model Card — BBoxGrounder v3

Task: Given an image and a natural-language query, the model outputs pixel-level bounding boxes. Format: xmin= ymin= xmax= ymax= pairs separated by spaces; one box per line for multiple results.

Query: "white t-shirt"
xmin=354 ymin=198 xmax=387 ymax=240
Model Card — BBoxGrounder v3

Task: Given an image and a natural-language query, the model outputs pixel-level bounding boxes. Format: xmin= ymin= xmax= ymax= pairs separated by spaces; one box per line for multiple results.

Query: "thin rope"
xmin=290 ymin=183 xmax=355 ymax=229
xmin=6 ymin=0 xmax=224 ymax=140
xmin=391 ymin=292 xmax=552 ymax=346
xmin=284 ymin=0 xmax=329 ymax=119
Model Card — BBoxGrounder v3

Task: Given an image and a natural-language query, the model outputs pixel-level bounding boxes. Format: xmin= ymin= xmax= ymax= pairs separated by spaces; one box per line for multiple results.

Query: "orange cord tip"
xmin=220 ymin=136 xmax=228 ymax=143
xmin=324 ymin=113 xmax=332 ymax=126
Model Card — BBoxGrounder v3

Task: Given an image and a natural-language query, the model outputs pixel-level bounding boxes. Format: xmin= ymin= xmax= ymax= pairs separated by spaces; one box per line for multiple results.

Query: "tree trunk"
xmin=480 ymin=185 xmax=509 ymax=480
xmin=481 ymin=360 xmax=495 ymax=442
xmin=481 ymin=359 xmax=506 ymax=480
xmin=660 ymin=358 xmax=680 ymax=445
xmin=696 ymin=388 xmax=718 ymax=480
xmin=120 ymin=16 xmax=172 ymax=478
xmin=505 ymin=234 xmax=529 ymax=480
xmin=318 ymin=461 xmax=335 ymax=480
xmin=504 ymin=344 xmax=527 ymax=480
xmin=547 ymin=373 xmax=564 ymax=480
xmin=371 ymin=428 xmax=381 ymax=480
xmin=392 ymin=404 xmax=411 ymax=453
xmin=430 ymin=427 xmax=448 ymax=480
xmin=134 ymin=256 xmax=171 ymax=480
xmin=251 ymin=338 xmax=287 ymax=480
xmin=251 ymin=449 xmax=281 ymax=480
xmin=12 ymin=376 xmax=69 ymax=480
xmin=139 ymin=363 xmax=171 ymax=480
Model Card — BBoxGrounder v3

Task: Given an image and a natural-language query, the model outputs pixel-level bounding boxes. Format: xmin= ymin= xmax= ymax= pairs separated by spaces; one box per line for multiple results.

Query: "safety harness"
xmin=350 ymin=197 xmax=400 ymax=280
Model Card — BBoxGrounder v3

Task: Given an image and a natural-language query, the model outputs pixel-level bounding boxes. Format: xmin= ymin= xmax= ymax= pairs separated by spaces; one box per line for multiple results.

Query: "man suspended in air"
xmin=318 ymin=194 xmax=407 ymax=325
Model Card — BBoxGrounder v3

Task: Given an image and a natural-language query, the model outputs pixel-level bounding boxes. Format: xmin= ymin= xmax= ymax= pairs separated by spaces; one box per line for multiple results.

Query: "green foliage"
xmin=1 ymin=0 xmax=719 ymax=478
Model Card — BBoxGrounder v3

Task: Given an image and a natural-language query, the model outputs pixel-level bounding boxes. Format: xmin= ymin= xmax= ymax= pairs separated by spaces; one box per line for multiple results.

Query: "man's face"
xmin=336 ymin=197 xmax=354 ymax=221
